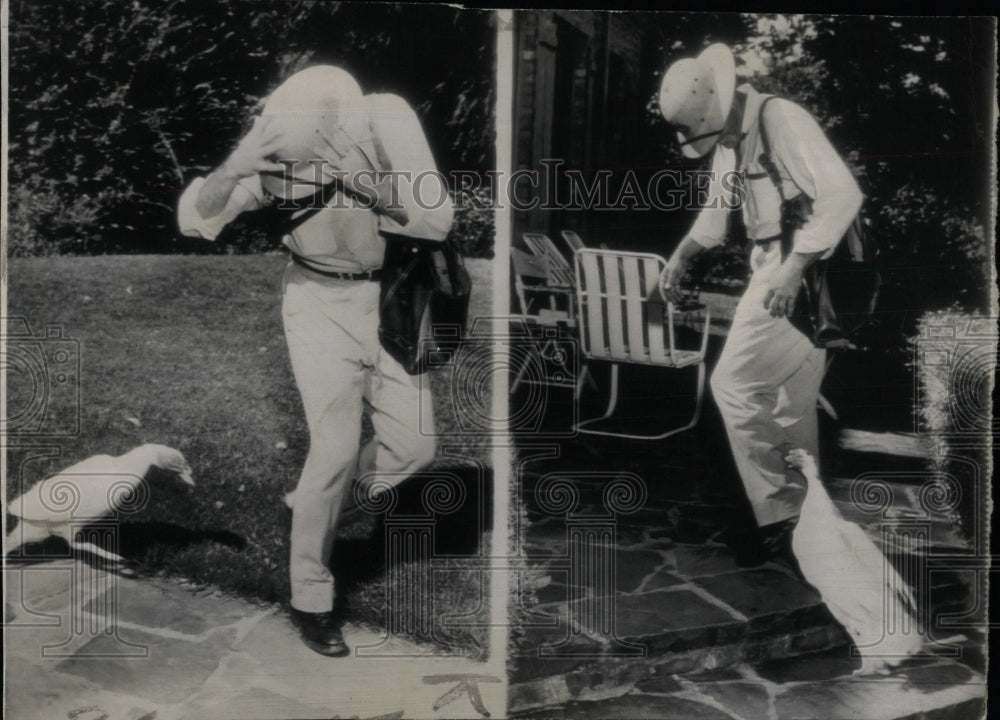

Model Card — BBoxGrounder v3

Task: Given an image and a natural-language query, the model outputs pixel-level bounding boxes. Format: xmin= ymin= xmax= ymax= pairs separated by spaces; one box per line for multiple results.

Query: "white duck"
xmin=785 ymin=448 xmax=924 ymax=675
xmin=5 ymin=444 xmax=194 ymax=566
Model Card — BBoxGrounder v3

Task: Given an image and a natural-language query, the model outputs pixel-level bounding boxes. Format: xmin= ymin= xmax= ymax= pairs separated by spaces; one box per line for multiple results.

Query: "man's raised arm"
xmin=177 ymin=117 xmax=284 ymax=240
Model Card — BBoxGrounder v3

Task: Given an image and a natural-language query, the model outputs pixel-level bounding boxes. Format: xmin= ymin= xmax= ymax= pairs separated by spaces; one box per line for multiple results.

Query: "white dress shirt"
xmin=689 ymin=84 xmax=862 ymax=258
xmin=177 ymin=93 xmax=454 ymax=271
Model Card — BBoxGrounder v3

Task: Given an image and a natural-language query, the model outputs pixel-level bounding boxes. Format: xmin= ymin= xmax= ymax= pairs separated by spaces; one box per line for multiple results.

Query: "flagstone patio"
xmin=4 ymin=561 xmax=504 ymax=720
xmin=507 ymin=311 xmax=986 ymax=717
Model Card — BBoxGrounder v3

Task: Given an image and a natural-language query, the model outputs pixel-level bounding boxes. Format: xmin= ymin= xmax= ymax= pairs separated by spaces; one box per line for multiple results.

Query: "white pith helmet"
xmin=658 ymin=44 xmax=736 ymax=158
xmin=259 ymin=65 xmax=368 ymax=199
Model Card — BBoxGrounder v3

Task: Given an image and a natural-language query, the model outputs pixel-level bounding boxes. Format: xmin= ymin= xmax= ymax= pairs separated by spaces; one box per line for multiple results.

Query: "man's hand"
xmin=315 ymin=126 xmax=377 ymax=191
xmin=763 ymin=261 xmax=803 ymax=318
xmin=659 ymin=236 xmax=706 ymax=304
xmin=222 ymin=116 xmax=285 ymax=179
xmin=313 ymin=126 xmax=409 ymax=225
xmin=660 ymin=256 xmax=689 ymax=304
xmin=763 ymin=250 xmax=823 ymax=318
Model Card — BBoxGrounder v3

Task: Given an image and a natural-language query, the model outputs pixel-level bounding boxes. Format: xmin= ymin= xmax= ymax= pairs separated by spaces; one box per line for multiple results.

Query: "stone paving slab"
xmin=180 ymin=686 xmax=335 ymax=720
xmin=637 ymin=568 xmax=686 ymax=592
xmin=530 ymin=548 xmax=669 ymax=599
xmin=82 ymin=577 xmax=251 ymax=635
xmin=512 ymin=651 xmax=987 ymax=720
xmin=511 ymin=543 xmax=842 ymax=685
xmin=692 ymin=568 xmax=821 ymax=618
xmin=518 ymin=693 xmax=737 ymax=719
xmin=5 ymin=560 xmax=76 ymax=618
xmin=56 ymin=627 xmax=238 ymax=704
xmin=673 ymin=544 xmax=739 ymax=578
xmin=511 ymin=616 xmax=612 ymax=684
xmin=771 ymin=673 xmax=985 ymax=720
xmin=614 ymin=588 xmax=738 ymax=641
xmin=513 ymin=368 xmax=982 ymax=718
xmin=753 ymin=645 xmax=857 ymax=682
xmin=5 ymin=562 xmax=505 ymax=720
xmin=697 ymin=680 xmax=773 ymax=720
xmin=5 ymin=650 xmax=109 ymax=720
xmin=509 ymin=521 xmax=980 ymax=717
xmin=196 ymin=614 xmax=503 ymax=719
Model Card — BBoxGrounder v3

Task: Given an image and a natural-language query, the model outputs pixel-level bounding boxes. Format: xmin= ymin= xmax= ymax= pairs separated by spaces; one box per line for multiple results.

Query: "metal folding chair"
xmin=573 ymin=248 xmax=711 ymax=440
xmin=513 ymin=234 xmax=575 ymax=319
xmin=522 ymin=232 xmax=576 ymax=291
xmin=509 ymin=245 xmax=577 ymax=394
xmin=561 ymin=228 xmax=608 ymax=252
xmin=560 ymin=229 xmax=586 ymax=253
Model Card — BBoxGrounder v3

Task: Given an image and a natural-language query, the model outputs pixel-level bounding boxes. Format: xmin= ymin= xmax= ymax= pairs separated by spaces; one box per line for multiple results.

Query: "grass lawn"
xmin=5 ymin=253 xmax=494 ymax=658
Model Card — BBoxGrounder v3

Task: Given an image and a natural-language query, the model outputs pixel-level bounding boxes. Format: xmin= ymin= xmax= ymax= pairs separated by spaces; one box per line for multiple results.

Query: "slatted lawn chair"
xmin=510 ymin=243 xmax=578 ymax=394
xmin=522 ymin=232 xmax=576 ymax=295
xmin=561 ymin=229 xmax=609 ymax=253
xmin=512 ymin=233 xmax=576 ymax=319
xmin=560 ymin=229 xmax=586 ymax=253
xmin=511 ymin=247 xmax=565 ymax=320
xmin=573 ymin=248 xmax=711 ymax=440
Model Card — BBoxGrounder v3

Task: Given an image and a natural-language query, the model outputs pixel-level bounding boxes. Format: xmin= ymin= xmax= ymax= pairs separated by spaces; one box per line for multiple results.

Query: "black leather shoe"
xmin=289 ymin=609 xmax=350 ymax=657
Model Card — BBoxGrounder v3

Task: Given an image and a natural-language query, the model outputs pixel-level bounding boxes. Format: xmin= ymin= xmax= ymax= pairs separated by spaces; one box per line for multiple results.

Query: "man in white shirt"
xmin=658 ymin=45 xmax=862 ymax=560
xmin=177 ymin=65 xmax=453 ymax=655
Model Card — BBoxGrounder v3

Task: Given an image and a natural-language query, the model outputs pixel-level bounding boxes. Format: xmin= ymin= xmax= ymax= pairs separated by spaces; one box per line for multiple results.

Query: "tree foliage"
xmin=740 ymin=15 xmax=993 ymax=323
xmin=8 ymin=6 xmax=994 ymax=317
xmin=8 ymin=0 xmax=495 ymax=256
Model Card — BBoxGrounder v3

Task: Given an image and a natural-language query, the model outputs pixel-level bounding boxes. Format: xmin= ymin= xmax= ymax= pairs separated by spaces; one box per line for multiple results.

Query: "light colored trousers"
xmin=710 ymin=242 xmax=826 ymax=528
xmin=281 ymin=262 xmax=436 ymax=613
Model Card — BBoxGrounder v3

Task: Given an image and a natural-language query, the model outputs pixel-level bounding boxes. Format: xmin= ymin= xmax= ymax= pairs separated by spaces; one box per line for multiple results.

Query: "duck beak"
xmin=180 ymin=470 xmax=195 ymax=487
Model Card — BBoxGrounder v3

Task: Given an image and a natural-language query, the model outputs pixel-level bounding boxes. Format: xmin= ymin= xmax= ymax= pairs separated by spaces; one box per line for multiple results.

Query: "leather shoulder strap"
xmin=756 ymin=95 xmax=785 ymax=201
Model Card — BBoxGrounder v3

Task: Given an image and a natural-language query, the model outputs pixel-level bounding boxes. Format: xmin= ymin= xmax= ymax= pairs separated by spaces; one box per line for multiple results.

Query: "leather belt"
xmin=752 ymin=234 xmax=782 ymax=247
xmin=290 ymin=253 xmax=382 ymax=281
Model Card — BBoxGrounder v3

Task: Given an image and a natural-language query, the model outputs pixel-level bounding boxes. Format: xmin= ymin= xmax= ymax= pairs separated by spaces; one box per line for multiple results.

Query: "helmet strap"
xmin=679 ymin=129 xmax=722 ymax=149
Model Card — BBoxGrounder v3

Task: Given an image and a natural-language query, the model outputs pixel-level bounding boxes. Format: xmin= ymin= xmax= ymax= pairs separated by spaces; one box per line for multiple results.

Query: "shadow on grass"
xmin=6 ymin=523 xmax=247 ymax=566
xmin=119 ymin=522 xmax=247 ymax=555
xmin=333 ymin=465 xmax=493 ymax=659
